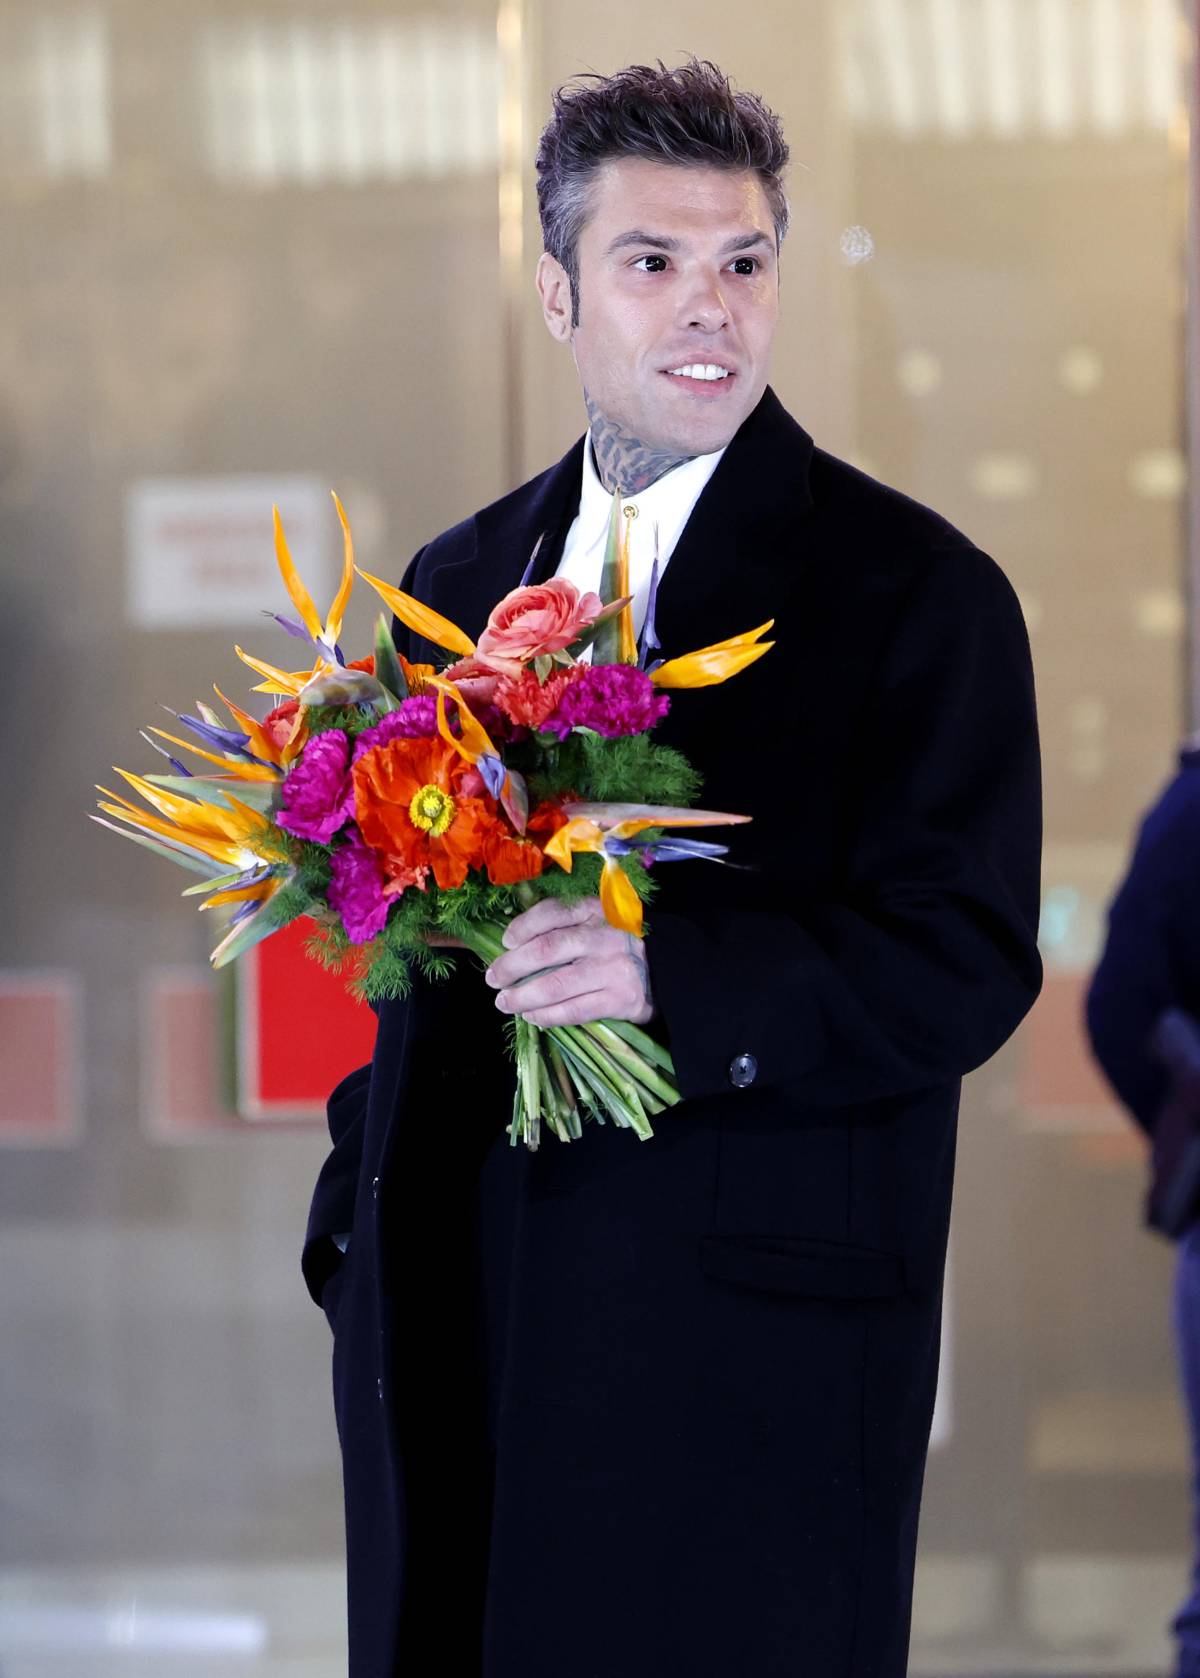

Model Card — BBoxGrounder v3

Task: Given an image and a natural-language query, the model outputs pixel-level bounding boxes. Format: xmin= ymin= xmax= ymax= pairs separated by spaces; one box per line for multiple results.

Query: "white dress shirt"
xmin=555 ymin=431 xmax=727 ymax=641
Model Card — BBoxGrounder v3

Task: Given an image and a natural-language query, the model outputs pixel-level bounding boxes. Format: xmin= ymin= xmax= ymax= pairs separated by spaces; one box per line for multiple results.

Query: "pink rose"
xmin=441 ymin=654 xmax=501 ymax=706
xmin=472 ymin=579 xmax=603 ymax=677
xmin=262 ymin=698 xmax=300 ymax=752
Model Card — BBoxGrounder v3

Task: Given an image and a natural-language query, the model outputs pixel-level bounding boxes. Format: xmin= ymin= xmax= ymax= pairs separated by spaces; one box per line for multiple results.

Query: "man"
xmin=1088 ymin=745 xmax=1200 ymax=1678
xmin=304 ymin=59 xmax=1043 ymax=1677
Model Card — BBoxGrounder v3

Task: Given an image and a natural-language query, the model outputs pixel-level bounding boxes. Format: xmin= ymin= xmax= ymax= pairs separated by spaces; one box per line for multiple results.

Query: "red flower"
xmin=526 ymin=800 xmax=571 ymax=837
xmin=483 ymin=828 xmax=545 ymax=884
xmin=495 ymin=667 xmax=579 ymax=731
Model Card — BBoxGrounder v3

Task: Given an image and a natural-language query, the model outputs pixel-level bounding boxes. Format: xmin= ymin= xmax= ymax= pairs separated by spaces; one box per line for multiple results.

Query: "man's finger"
xmin=494 ymin=955 xmax=622 ymax=1017
xmin=501 ymin=895 xmax=604 ymax=949
xmin=517 ymin=992 xmax=620 ymax=1029
xmin=486 ymin=923 xmax=614 ymax=989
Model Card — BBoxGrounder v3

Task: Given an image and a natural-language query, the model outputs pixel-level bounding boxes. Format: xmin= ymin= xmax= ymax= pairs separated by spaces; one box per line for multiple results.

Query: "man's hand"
xmin=485 ymin=896 xmax=655 ymax=1028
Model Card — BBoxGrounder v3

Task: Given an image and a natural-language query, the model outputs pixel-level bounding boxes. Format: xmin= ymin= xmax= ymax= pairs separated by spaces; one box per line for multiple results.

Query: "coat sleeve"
xmin=1085 ymin=770 xmax=1200 ymax=1133
xmin=646 ymin=545 xmax=1043 ymax=1109
xmin=301 ymin=1060 xmax=373 ymax=1307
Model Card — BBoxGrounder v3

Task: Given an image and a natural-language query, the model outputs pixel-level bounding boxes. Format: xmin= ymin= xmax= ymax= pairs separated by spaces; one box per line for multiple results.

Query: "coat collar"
xmin=458 ymin=385 xmax=815 ymax=655
xmin=645 ymin=385 xmax=815 ymax=660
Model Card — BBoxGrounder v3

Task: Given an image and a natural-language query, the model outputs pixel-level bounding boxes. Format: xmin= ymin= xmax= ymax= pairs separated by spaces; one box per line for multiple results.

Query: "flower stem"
xmin=460 ymin=915 xmax=673 ymax=1149
xmin=587 ymin=1021 xmax=678 ymax=1104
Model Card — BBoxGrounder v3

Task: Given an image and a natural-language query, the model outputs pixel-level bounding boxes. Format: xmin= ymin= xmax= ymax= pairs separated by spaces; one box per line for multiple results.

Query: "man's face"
xmin=538 ymin=157 xmax=781 ymax=457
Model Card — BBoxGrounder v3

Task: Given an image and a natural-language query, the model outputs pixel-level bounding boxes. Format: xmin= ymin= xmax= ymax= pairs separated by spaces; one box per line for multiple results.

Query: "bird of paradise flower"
xmin=543 ymin=802 xmax=751 ymax=938
xmin=233 ymin=493 xmax=357 ymax=698
xmin=91 ymin=492 xmax=379 ymax=966
xmin=356 ymin=491 xmax=774 ymax=690
xmin=91 ymin=768 xmax=294 ymax=965
xmin=235 ymin=492 xmax=435 ymax=704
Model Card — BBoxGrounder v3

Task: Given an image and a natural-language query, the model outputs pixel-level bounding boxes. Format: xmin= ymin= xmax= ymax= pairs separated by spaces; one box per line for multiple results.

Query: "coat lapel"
xmin=649 ymin=386 xmax=816 ymax=664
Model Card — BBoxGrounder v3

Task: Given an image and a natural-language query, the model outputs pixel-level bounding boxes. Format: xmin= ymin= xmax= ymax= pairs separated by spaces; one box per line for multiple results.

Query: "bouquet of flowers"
xmin=94 ymin=493 xmax=772 ymax=1148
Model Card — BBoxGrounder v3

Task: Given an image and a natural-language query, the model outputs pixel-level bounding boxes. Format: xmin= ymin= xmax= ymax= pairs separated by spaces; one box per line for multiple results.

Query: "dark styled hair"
xmin=535 ymin=58 xmax=790 ymax=326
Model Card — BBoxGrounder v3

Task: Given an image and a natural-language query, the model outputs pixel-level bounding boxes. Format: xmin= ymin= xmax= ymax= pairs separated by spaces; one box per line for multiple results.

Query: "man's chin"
xmin=650 ymin=380 xmax=761 ymax=456
xmin=657 ymin=414 xmax=745 ymax=459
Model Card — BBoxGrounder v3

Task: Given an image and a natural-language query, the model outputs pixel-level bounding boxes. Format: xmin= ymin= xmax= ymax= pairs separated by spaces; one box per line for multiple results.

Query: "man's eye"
xmin=633 ymin=255 xmax=669 ymax=273
xmin=731 ymin=256 xmax=759 ymax=276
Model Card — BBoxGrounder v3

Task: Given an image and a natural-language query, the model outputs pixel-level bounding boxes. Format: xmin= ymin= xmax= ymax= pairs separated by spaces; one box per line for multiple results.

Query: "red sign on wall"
xmin=0 ymin=972 xmax=81 ymax=1146
xmin=237 ymin=918 xmax=377 ymax=1120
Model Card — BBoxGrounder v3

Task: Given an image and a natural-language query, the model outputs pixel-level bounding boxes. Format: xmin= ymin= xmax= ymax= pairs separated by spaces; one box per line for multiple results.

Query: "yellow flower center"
xmin=408 ymin=783 xmax=455 ymax=838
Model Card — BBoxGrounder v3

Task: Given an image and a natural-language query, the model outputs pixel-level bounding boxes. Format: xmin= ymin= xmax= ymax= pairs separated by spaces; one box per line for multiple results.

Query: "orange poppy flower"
xmin=353 ymin=735 xmax=498 ymax=891
xmin=527 ymin=799 xmax=571 ymax=837
xmin=483 ymin=828 xmax=545 ymax=885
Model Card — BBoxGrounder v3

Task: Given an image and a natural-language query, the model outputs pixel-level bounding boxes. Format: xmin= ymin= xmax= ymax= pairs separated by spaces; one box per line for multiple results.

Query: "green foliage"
xmin=534 ymin=851 xmax=604 ymax=901
xmin=305 ymin=704 xmax=383 ymax=740
xmin=284 ymin=838 xmax=333 ymax=897
xmin=305 ymin=922 xmax=350 ymax=965
xmin=352 ymin=942 xmax=415 ymax=1003
xmin=525 ymin=731 xmax=701 ymax=808
xmin=268 ymin=881 xmax=313 ymax=927
xmin=582 ymin=733 xmax=701 ymax=804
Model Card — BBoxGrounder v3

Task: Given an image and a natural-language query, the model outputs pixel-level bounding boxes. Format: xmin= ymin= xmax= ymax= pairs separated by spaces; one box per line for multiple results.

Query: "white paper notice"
xmin=125 ymin=475 xmax=332 ymax=630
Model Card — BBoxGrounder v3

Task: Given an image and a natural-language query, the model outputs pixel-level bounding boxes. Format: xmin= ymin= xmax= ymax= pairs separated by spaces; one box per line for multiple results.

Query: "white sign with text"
xmin=125 ymin=475 xmax=332 ymax=630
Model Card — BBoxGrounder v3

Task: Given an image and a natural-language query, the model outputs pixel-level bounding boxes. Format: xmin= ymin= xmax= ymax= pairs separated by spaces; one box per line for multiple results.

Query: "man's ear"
xmin=536 ymin=253 xmax=574 ymax=342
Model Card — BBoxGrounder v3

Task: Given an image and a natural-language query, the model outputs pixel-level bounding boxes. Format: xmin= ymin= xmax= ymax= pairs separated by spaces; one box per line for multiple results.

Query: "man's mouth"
xmin=665 ymin=363 xmax=733 ymax=382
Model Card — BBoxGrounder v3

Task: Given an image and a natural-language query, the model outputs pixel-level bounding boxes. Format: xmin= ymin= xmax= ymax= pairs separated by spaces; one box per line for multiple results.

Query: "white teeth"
xmin=669 ymin=364 xmax=729 ymax=381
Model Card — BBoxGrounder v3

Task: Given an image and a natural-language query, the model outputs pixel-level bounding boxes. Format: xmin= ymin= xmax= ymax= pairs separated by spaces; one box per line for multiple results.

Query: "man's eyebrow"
xmin=603 ymin=229 xmax=774 ymax=257
xmin=719 ymin=230 xmax=773 ymax=255
xmin=604 ymin=230 xmax=681 ymax=255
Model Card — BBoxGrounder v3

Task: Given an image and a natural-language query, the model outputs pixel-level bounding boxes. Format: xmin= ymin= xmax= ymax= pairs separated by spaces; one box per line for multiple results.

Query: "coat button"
xmin=728 ymin=1052 xmax=757 ymax=1089
xmin=371 ymin=1175 xmax=380 ymax=1200
xmin=377 ymin=1377 xmax=384 ymax=1402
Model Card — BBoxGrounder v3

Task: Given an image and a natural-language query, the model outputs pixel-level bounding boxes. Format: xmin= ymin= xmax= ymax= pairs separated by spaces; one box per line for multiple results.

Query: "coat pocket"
xmin=699 ymin=1234 xmax=905 ymax=1300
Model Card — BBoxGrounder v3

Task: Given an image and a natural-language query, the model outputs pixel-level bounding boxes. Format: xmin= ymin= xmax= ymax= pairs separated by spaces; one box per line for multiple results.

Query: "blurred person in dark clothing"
xmin=1088 ymin=739 xmax=1200 ymax=1678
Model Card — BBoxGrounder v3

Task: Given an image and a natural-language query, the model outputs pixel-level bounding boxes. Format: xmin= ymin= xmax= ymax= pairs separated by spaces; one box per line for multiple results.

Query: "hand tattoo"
xmin=585 ymin=392 xmax=695 ymax=496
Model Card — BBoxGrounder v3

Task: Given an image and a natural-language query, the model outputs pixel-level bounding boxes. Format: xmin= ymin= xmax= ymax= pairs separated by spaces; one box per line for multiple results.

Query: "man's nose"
xmin=679 ymin=275 xmax=729 ymax=332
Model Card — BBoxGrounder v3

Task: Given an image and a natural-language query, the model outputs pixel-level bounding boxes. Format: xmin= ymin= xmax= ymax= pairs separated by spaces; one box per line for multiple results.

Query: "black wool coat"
xmin=303 ymin=387 xmax=1043 ymax=1677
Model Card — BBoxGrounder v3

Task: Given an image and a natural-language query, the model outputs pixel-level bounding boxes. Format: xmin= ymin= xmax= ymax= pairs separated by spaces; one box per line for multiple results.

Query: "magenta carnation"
xmin=277 ymin=730 xmax=354 ymax=843
xmin=327 ymin=828 xmax=390 ymax=944
xmin=545 ymin=663 xmax=670 ymax=740
xmin=352 ymin=696 xmax=439 ymax=762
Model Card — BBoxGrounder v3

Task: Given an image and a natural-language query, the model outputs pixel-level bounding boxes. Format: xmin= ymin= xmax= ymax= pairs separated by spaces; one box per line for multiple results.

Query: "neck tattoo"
xmin=585 ymin=394 xmax=695 ymax=496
